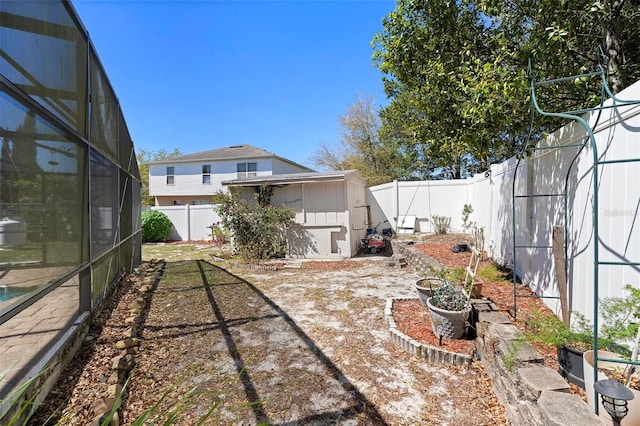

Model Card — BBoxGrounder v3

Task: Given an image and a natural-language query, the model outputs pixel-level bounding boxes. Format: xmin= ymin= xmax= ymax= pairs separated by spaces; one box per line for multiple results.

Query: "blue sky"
xmin=71 ymin=0 xmax=396 ymax=169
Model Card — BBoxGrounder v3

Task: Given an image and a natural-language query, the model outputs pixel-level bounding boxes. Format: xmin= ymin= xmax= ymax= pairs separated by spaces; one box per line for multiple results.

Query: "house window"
xmin=166 ymin=166 xmax=175 ymax=185
xmin=237 ymin=162 xmax=257 ymax=179
xmin=202 ymin=164 xmax=211 ymax=184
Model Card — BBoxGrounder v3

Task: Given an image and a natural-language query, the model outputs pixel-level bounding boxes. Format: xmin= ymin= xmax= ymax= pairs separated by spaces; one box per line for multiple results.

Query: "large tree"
xmin=312 ymin=93 xmax=412 ymax=186
xmin=372 ymin=0 xmax=640 ymax=179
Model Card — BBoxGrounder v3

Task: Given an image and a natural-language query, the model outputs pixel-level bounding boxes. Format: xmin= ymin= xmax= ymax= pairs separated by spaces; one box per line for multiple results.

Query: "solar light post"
xmin=594 ymin=379 xmax=635 ymax=426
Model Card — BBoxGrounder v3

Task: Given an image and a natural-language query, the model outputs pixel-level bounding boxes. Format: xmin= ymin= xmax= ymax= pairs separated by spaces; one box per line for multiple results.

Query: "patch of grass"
xmin=335 ymin=289 xmax=353 ymax=302
xmin=477 ymin=264 xmax=510 ymax=283
xmin=503 ymin=337 xmax=526 ymax=376
xmin=443 ymin=267 xmax=465 ymax=284
xmin=304 ymin=287 xmax=325 ymax=303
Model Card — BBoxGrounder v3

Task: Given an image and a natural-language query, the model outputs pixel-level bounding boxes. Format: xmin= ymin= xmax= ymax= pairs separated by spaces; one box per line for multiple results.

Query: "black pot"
xmin=557 ymin=344 xmax=585 ymax=389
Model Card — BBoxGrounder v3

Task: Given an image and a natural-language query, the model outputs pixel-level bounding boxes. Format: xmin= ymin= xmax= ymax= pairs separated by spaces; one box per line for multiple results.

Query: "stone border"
xmin=385 ymin=297 xmax=474 ymax=366
xmin=85 ymin=261 xmax=163 ymax=425
xmin=390 ymin=240 xmax=603 ymax=425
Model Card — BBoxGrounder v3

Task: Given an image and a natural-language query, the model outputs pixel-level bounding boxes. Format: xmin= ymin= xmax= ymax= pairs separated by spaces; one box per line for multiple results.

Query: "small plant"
xmin=437 ymin=267 xmax=465 ymax=285
xmin=430 ymin=280 xmax=468 ymax=311
xmin=521 ymin=309 xmax=628 ymax=355
xmin=477 ymin=264 xmax=508 ymax=283
xmin=461 ymin=204 xmax=474 ymax=232
xmin=208 ymin=221 xmax=228 ymax=257
xmin=600 ymin=284 xmax=640 ymax=343
xmin=141 ymin=210 xmax=173 ymax=243
xmin=431 ymin=215 xmax=451 ymax=234
xmin=503 ymin=337 xmax=526 ymax=376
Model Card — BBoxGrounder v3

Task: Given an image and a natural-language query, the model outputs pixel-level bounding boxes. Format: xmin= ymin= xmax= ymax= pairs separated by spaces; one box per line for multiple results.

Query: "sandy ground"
xmin=121 ymin=244 xmax=505 ymax=425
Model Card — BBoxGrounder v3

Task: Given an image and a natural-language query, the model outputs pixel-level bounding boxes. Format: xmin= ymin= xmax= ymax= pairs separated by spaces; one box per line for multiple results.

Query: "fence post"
xmin=393 ymin=180 xmax=399 ymax=232
xmin=186 ymin=204 xmax=191 ymax=241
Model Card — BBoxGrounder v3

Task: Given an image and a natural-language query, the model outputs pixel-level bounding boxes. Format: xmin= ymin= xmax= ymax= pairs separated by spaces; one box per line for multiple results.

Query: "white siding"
xmin=271 ymin=158 xmax=312 ymax=174
xmin=149 ymin=158 xmax=274 ymax=199
xmin=346 ymin=174 xmax=368 ymax=255
xmin=303 ymin=182 xmax=346 ymax=225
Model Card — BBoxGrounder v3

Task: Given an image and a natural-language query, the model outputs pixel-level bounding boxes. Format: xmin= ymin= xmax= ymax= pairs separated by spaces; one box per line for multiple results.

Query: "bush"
xmin=431 ymin=215 xmax=451 ymax=234
xmin=214 ymin=188 xmax=295 ymax=261
xmin=141 ymin=210 xmax=172 ymax=243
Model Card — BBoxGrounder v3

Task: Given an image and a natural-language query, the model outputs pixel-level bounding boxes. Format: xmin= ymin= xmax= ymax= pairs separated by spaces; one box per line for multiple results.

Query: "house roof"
xmin=222 ymin=170 xmax=364 ymax=187
xmin=147 ymin=144 xmax=314 ymax=171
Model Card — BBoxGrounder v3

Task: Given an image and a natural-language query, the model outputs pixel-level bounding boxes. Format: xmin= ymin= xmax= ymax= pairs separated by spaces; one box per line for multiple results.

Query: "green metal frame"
xmin=511 ymin=55 xmax=640 ymax=414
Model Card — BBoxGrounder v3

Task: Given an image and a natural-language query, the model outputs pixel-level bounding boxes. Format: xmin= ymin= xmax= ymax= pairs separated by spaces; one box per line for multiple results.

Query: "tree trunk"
xmin=602 ymin=1 xmax=625 ymax=93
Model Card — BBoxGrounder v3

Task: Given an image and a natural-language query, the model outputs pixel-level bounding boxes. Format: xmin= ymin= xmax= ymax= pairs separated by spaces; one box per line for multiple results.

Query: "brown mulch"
xmin=393 ymin=298 xmax=477 ymax=356
xmin=403 ymin=236 xmax=589 ymax=396
xmin=29 ymin=263 xmax=159 ymax=425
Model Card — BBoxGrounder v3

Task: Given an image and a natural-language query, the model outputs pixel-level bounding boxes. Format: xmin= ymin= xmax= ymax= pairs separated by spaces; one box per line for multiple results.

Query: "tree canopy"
xmin=372 ymin=0 xmax=640 ymax=179
xmin=312 ymin=94 xmax=412 ymax=186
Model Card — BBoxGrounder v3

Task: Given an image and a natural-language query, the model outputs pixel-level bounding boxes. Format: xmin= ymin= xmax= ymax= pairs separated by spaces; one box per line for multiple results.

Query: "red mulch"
xmin=393 ymin=298 xmax=477 ymax=356
xmin=395 ymin=239 xmax=589 ymax=394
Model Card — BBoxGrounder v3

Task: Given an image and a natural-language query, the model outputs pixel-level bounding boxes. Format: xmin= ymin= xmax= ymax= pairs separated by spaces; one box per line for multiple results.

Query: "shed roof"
xmin=222 ymin=170 xmax=364 ymax=187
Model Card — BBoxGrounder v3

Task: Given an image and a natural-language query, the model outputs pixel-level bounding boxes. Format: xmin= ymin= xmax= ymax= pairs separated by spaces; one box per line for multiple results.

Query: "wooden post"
xmin=552 ymin=226 xmax=570 ymax=326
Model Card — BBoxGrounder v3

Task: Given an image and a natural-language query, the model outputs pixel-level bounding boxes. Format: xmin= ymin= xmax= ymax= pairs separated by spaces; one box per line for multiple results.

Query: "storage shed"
xmin=222 ymin=170 xmax=368 ymax=258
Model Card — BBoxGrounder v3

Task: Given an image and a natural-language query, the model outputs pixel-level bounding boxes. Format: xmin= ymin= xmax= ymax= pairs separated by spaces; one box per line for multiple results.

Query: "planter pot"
xmin=470 ymin=281 xmax=482 ymax=298
xmin=414 ymin=278 xmax=445 ymax=308
xmin=426 ymin=297 xmax=471 ymax=340
xmin=557 ymin=344 xmax=585 ymax=389
xmin=583 ymin=350 xmax=640 ymax=424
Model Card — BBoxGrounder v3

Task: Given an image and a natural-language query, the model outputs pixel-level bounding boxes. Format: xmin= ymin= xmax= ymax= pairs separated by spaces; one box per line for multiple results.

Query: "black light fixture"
xmin=594 ymin=379 xmax=635 ymax=426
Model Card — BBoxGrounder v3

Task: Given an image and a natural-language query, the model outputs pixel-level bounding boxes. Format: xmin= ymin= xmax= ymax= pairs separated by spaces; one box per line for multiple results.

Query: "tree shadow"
xmin=193 ymin=259 xmax=388 ymax=425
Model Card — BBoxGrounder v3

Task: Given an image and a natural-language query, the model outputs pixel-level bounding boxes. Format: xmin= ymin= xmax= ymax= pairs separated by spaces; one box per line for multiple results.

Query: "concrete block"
xmin=538 ymin=391 xmax=601 ymax=426
xmin=478 ymin=311 xmax=512 ymax=324
xmin=517 ymin=365 xmax=571 ymax=400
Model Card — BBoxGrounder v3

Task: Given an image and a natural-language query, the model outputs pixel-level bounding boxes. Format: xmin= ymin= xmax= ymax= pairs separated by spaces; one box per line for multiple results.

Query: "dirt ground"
xmin=31 ymin=235 xmax=511 ymax=425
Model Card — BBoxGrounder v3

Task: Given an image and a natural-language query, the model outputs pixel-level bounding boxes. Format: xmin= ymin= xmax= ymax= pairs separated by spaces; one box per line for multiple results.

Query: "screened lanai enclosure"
xmin=0 ymin=1 xmax=141 ymax=420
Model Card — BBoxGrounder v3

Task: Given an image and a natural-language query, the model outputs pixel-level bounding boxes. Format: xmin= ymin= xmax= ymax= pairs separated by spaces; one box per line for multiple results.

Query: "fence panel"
xmin=367 ymin=81 xmax=640 ymax=325
xmin=152 ymin=205 xmax=220 ymax=241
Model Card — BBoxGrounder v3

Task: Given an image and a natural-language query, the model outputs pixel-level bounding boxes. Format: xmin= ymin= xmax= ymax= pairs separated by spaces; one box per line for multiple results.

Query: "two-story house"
xmin=148 ymin=144 xmax=314 ymax=206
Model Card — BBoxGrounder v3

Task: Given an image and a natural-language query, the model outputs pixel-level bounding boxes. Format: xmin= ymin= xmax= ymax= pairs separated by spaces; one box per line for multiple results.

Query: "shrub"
xmin=214 ymin=188 xmax=295 ymax=261
xmin=141 ymin=210 xmax=172 ymax=243
xmin=431 ymin=215 xmax=451 ymax=234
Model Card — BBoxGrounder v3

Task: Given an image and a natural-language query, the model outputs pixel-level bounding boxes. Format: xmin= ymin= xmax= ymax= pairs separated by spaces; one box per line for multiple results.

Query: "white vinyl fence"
xmin=368 ymin=80 xmax=640 ymax=325
xmin=151 ymin=204 xmax=220 ymax=241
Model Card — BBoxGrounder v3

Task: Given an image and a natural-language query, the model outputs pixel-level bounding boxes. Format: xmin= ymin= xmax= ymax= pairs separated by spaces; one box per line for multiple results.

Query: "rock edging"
xmin=385 ymin=297 xmax=474 ymax=366
xmin=87 ymin=261 xmax=161 ymax=426
xmin=392 ymin=240 xmax=601 ymax=426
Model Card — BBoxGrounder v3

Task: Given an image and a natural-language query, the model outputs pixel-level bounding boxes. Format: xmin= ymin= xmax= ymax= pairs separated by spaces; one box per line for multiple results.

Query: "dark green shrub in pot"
xmin=141 ymin=210 xmax=173 ymax=243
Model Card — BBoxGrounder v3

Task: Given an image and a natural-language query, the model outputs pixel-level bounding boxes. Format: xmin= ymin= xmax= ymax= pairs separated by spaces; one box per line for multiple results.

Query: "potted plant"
xmin=531 ymin=284 xmax=638 ymax=393
xmin=426 ymin=281 xmax=472 ymax=341
xmin=582 ymin=284 xmax=640 ymax=422
xmin=523 ymin=309 xmax=627 ymax=389
xmin=414 ymin=277 xmax=446 ymax=308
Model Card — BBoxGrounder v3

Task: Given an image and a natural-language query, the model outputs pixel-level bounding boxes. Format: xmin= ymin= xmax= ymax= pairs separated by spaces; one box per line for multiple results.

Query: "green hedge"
xmin=141 ymin=210 xmax=172 ymax=243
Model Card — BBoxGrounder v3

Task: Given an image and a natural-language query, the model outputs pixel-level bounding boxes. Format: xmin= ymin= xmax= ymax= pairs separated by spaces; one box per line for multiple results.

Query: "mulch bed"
xmin=393 ymin=298 xmax=477 ymax=356
xmin=399 ymin=237 xmax=589 ymax=395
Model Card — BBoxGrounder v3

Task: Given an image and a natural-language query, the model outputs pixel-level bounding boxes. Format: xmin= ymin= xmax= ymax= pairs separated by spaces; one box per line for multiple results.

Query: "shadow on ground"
xmin=125 ymin=259 xmax=388 ymax=425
